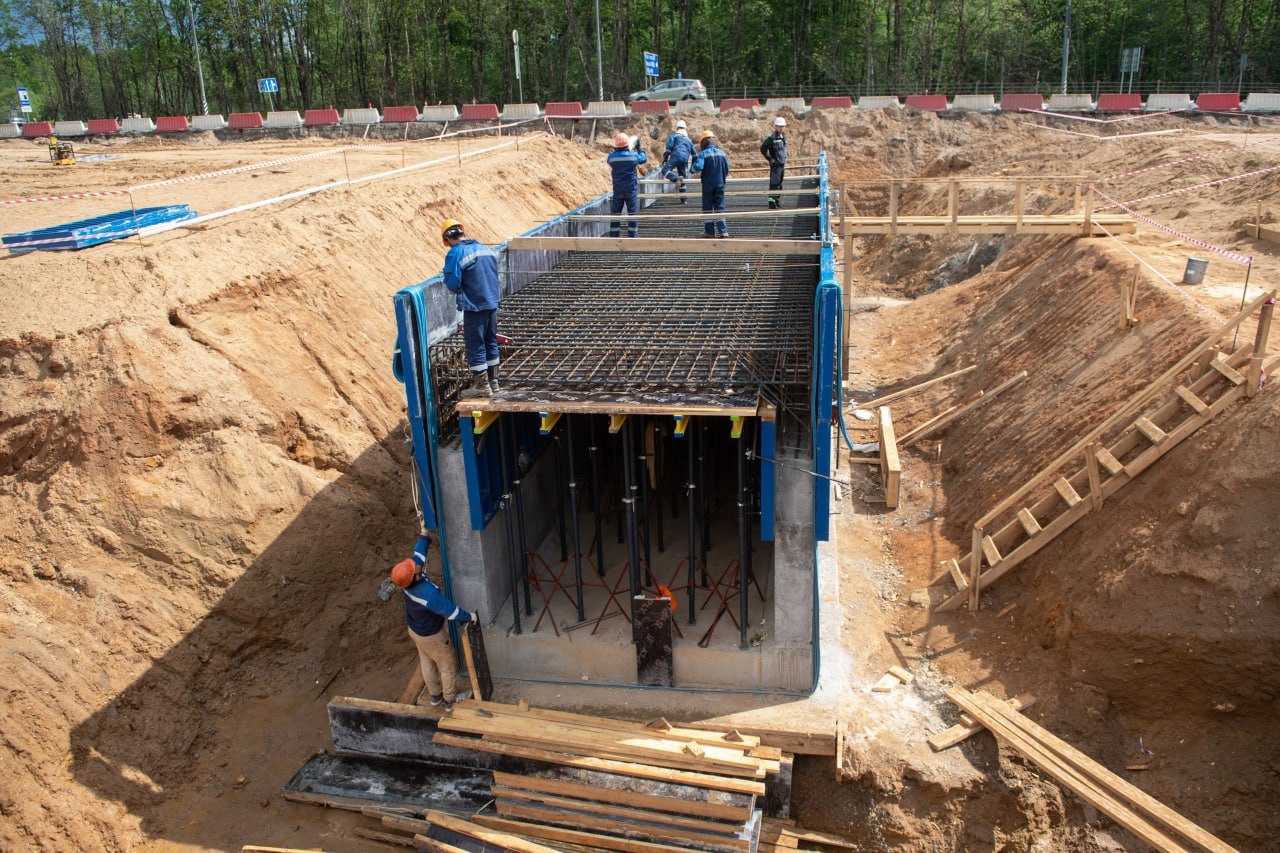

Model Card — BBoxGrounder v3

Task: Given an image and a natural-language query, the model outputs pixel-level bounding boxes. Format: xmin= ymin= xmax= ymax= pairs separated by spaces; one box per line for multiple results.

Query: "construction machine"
xmin=48 ymin=135 xmax=75 ymax=166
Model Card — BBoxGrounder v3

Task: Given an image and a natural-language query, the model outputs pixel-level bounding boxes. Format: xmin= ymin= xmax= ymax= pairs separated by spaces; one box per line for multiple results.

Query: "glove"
xmin=457 ymin=609 xmax=473 ymax=624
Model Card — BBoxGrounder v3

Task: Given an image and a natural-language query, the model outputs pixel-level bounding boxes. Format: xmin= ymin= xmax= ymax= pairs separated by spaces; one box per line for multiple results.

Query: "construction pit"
xmin=0 ymin=110 xmax=1278 ymax=852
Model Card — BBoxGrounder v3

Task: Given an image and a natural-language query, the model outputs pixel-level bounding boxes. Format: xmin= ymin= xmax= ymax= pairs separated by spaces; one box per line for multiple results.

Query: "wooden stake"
xmin=888 ymin=181 xmax=899 ymax=236
xmin=1256 ymin=200 xmax=1263 ymax=240
xmin=1014 ymin=179 xmax=1025 ymax=232
xmin=850 ymin=364 xmax=976 ymax=410
xmin=1083 ymin=184 xmax=1095 ymax=236
xmin=462 ymin=622 xmax=483 ymax=701
xmin=948 ymin=180 xmax=959 ymax=233
xmin=1250 ymin=297 xmax=1275 ymax=396
xmin=1085 ymin=443 xmax=1103 ymax=510
xmin=968 ymin=526 xmax=983 ymax=611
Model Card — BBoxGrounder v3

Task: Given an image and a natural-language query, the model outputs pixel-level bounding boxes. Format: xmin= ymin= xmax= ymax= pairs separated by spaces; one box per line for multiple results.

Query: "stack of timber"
xmin=948 ymin=688 xmax=1238 ymax=853
xmin=434 ymin=700 xmax=785 ymax=852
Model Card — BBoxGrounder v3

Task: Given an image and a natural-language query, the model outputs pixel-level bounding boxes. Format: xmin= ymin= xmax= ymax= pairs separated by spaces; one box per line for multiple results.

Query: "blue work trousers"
xmin=664 ymin=160 xmax=689 ymax=197
xmin=463 ymin=309 xmax=499 ymax=371
xmin=702 ymin=187 xmax=726 ymax=236
xmin=609 ymin=188 xmax=640 ymax=238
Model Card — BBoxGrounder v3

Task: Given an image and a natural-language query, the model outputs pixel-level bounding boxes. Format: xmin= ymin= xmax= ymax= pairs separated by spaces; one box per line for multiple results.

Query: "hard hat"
xmin=614 ymin=131 xmax=630 ymax=148
xmin=675 ymin=120 xmax=687 ymax=129
xmin=774 ymin=117 xmax=787 ymax=127
xmin=440 ymin=219 xmax=464 ymax=246
xmin=699 ymin=130 xmax=715 ymax=142
xmin=391 ymin=559 xmax=417 ymax=589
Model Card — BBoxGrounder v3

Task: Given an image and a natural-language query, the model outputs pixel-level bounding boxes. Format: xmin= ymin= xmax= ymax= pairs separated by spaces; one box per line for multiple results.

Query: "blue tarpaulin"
xmin=3 ymin=205 xmax=196 ymax=253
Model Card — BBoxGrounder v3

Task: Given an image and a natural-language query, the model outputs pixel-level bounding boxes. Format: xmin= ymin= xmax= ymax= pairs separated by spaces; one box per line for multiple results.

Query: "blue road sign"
xmin=258 ymin=77 xmax=279 ymax=94
xmin=643 ymin=52 xmax=659 ymax=77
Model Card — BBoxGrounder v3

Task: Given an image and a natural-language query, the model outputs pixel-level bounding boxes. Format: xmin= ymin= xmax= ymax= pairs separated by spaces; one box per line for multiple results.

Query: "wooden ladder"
xmin=930 ymin=291 xmax=1276 ymax=612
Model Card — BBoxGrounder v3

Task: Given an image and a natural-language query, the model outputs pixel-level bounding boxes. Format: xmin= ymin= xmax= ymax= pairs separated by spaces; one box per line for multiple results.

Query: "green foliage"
xmin=5 ymin=0 xmax=1278 ymax=120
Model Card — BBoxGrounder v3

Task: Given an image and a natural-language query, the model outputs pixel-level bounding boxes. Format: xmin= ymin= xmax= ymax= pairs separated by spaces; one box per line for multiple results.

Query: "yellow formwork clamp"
xmin=538 ymin=412 xmax=562 ymax=435
xmin=608 ymin=414 xmax=628 ymax=434
xmin=471 ymin=410 xmax=501 ymax=434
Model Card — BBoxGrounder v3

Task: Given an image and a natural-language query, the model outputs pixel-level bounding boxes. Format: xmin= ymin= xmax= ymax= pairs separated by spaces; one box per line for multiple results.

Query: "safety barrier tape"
xmin=1023 ymin=108 xmax=1178 ymax=124
xmin=1092 ymin=220 xmax=1221 ymax=319
xmin=1102 ymin=163 xmax=1280 ymax=210
xmin=1092 ymin=185 xmax=1253 ymax=265
xmin=1018 ymin=121 xmax=1183 ymax=140
xmin=1095 ymin=134 xmax=1280 ymax=183
xmin=0 ymin=117 xmax=547 ymax=207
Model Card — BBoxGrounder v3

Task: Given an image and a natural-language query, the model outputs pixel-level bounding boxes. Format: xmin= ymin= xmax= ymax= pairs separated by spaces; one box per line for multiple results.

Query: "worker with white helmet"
xmin=661 ymin=119 xmax=696 ymax=203
xmin=607 ymin=131 xmax=648 ymax=238
xmin=760 ymin=116 xmax=788 ymax=209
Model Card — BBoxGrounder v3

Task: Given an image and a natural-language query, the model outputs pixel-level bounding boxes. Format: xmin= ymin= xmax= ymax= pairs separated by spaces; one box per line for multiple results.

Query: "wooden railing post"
xmin=1083 ymin=183 xmax=1095 ymax=236
xmin=948 ymin=180 xmax=959 ymax=233
xmin=888 ymin=181 xmax=899 ymax=236
xmin=1250 ymin=296 xmax=1275 ymax=396
xmin=968 ymin=525 xmax=983 ymax=611
xmin=1014 ymin=179 xmax=1025 ymax=233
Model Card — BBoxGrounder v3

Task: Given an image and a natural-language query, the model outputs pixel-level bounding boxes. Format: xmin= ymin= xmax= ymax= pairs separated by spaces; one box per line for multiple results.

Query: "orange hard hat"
xmin=391 ymin=558 xmax=417 ymax=588
xmin=440 ymin=219 xmax=464 ymax=247
xmin=613 ymin=131 xmax=630 ymax=148
xmin=699 ymin=130 xmax=715 ymax=142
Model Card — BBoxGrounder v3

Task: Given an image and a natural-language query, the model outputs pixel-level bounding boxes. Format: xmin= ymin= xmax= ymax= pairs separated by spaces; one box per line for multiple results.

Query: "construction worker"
xmin=760 ymin=117 xmax=787 ymax=209
xmin=441 ymin=219 xmax=502 ymax=396
xmin=391 ymin=533 xmax=473 ymax=712
xmin=607 ymin=131 xmax=648 ymax=237
xmin=691 ymin=130 xmax=730 ymax=238
xmin=661 ymin=120 xmax=696 ymax=202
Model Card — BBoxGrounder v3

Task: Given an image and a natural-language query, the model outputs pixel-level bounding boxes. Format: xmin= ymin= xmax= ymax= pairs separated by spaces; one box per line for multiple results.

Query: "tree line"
xmin=2 ymin=0 xmax=1278 ymax=121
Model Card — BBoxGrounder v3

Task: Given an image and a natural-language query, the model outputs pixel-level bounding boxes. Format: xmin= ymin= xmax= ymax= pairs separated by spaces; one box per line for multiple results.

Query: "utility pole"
xmin=188 ymin=0 xmax=209 ymax=114
xmin=513 ymin=30 xmax=523 ymax=103
xmin=1060 ymin=0 xmax=1071 ymax=94
xmin=594 ymin=0 xmax=604 ymax=100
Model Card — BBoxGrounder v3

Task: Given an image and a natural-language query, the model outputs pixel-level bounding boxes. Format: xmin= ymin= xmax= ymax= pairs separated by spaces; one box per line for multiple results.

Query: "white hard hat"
xmin=774 ymin=117 xmax=787 ymax=127
xmin=675 ymin=120 xmax=687 ymax=129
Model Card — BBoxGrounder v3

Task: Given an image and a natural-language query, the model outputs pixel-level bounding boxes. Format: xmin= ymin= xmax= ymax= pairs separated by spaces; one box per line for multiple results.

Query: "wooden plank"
xmin=968 ymin=526 xmax=983 ymax=611
xmin=980 ymin=535 xmax=1003 ymax=567
xmin=429 ymin=733 xmax=766 ymax=795
xmin=848 ymin=365 xmax=976 ymax=410
xmin=634 ymin=596 xmax=675 ymax=687
xmin=424 ymin=809 xmax=575 ymax=853
xmin=948 ymin=690 xmax=1191 ymax=852
xmin=1094 ymin=447 xmax=1125 ymax=476
xmin=675 ymin=724 xmax=834 ymax=757
xmin=761 ymin=820 xmax=860 ymax=850
xmin=473 ymin=815 xmax=708 ymax=853
xmin=888 ymin=182 xmax=899 ymax=235
xmin=1175 ymin=385 xmax=1208 ymax=414
xmin=353 ymin=827 xmax=417 ymax=847
xmin=507 ymin=236 xmax=820 ymax=255
xmin=566 ymin=207 xmax=822 ymax=222
xmin=1053 ymin=477 xmax=1082 ymax=507
xmin=1016 ymin=508 xmax=1042 ymax=536
xmin=1086 ymin=444 xmax=1103 ymax=510
xmin=411 ymin=836 xmax=470 ymax=853
xmin=1210 ymin=354 xmax=1246 ymax=385
xmin=1134 ymin=416 xmax=1168 ymax=444
xmin=956 ymin=689 xmax=1237 ymax=853
xmin=492 ymin=785 xmax=743 ymax=836
xmin=496 ymin=801 xmax=750 ymax=853
xmin=894 ymin=404 xmax=958 ymax=447
xmin=458 ymin=400 xmax=761 ymax=417
xmin=878 ymin=407 xmax=901 ymax=509
xmin=901 ymin=371 xmax=1028 ymax=446
xmin=927 ymin=694 xmax=1035 ymax=751
xmin=490 ymin=770 xmax=754 ymax=823
xmin=946 ymin=558 xmax=968 ymax=592
xmin=462 ymin=701 xmax=762 ymax=750
xmin=399 ymin=667 xmax=425 ymax=706
xmin=462 ymin=621 xmax=493 ymax=701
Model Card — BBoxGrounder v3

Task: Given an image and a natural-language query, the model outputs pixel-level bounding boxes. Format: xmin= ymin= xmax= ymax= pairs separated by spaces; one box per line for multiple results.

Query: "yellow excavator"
xmin=48 ymin=134 xmax=75 ymax=166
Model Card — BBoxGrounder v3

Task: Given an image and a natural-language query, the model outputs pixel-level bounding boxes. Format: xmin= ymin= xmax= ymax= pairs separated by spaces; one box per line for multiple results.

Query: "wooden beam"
xmin=424 ymin=809 xmax=566 ymax=853
xmin=888 ymin=181 xmax=899 ymax=236
xmin=980 ymin=535 xmax=1003 ymax=567
xmin=848 ymin=365 xmax=976 ymax=410
xmin=458 ymin=399 xmax=759 ymax=417
xmin=472 ymin=815 xmax=702 ymax=853
xmin=507 ymin=236 xmax=821 ymax=255
xmin=878 ymin=407 xmax=901 ymax=509
xmin=927 ymin=693 xmax=1035 ymax=751
xmin=1054 ymin=477 xmax=1082 ymax=508
xmin=1134 ymin=416 xmax=1168 ymax=444
xmin=900 ymin=371 xmax=1028 ymax=446
xmin=489 ymin=771 xmax=753 ymax=823
xmin=1094 ymin=446 xmax=1124 ymax=476
xmin=1175 ymin=385 xmax=1208 ymax=414
xmin=495 ymin=801 xmax=749 ymax=853
xmin=637 ymin=189 xmax=817 ymax=199
xmin=1209 ymin=355 xmax=1245 ymax=386
xmin=567 ymin=207 xmax=822 ymax=222
xmin=1016 ymin=508 xmax=1042 ymax=536
xmin=1085 ymin=443 xmax=1103 ymax=510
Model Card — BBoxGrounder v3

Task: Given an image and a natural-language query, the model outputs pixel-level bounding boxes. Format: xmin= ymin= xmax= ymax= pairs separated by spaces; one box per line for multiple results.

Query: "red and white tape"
xmin=1092 ymin=185 xmax=1253 ymax=265
xmin=0 ymin=188 xmax=131 ymax=205
xmin=1024 ymin=108 xmax=1177 ymax=124
xmin=1104 ymin=163 xmax=1280 ymax=210
xmin=1096 ymin=134 xmax=1280 ymax=183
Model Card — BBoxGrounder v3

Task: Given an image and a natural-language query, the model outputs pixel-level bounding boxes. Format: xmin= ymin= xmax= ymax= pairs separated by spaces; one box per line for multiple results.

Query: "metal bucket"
xmin=1182 ymin=257 xmax=1209 ymax=285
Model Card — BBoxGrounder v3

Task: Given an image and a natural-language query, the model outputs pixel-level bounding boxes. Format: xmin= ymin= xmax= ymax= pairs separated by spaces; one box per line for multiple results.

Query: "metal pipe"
xmin=621 ymin=418 xmax=642 ymax=632
xmin=509 ymin=417 xmax=532 ymax=617
xmin=566 ymin=415 xmax=586 ymax=622
xmin=552 ymin=432 xmax=568 ymax=562
xmin=638 ymin=417 xmax=653 ymax=581
xmin=686 ymin=417 xmax=698 ymax=625
xmin=698 ymin=418 xmax=709 ymax=586
xmin=654 ymin=424 xmax=665 ymax=552
xmin=588 ymin=417 xmax=605 ymax=577
xmin=497 ymin=416 xmax=522 ymax=635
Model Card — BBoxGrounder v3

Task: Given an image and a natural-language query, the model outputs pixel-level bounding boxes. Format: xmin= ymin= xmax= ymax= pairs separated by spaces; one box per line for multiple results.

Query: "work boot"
xmin=768 ymin=199 xmax=778 ymax=210
xmin=487 ymin=366 xmax=500 ymax=393
xmin=443 ymin=697 xmax=455 ymax=713
xmin=428 ymin=693 xmax=444 ymax=707
xmin=469 ymin=372 xmax=492 ymax=397
xmin=718 ymin=229 xmax=730 ymax=239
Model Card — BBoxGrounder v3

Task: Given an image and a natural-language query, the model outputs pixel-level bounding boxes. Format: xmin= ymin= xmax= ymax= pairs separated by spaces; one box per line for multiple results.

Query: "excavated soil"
xmin=1 ymin=111 xmax=1277 ymax=850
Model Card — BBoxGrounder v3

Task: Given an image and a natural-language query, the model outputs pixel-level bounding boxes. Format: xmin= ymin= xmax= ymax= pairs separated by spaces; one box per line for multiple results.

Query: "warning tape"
xmin=0 ymin=117 xmax=547 ymax=207
xmin=1091 ymin=185 xmax=1253 ymax=265
xmin=1023 ymin=108 xmax=1178 ymax=124
xmin=1095 ymin=134 xmax=1280 ymax=183
xmin=1103 ymin=163 xmax=1280 ymax=210
xmin=1092 ymin=220 xmax=1221 ymax=319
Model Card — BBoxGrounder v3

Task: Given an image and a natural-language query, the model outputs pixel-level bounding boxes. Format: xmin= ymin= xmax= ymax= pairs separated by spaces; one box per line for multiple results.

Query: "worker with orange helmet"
xmin=390 ymin=531 xmax=473 ymax=711
xmin=441 ymin=219 xmax=503 ymax=397
xmin=607 ymin=131 xmax=648 ymax=237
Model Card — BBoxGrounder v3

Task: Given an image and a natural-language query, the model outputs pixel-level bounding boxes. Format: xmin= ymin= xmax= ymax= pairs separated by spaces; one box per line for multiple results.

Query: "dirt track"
xmin=1 ymin=111 xmax=1277 ymax=850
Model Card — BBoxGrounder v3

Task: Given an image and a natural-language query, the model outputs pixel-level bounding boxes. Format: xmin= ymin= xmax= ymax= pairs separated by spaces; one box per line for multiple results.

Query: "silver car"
xmin=628 ymin=78 xmax=708 ymax=104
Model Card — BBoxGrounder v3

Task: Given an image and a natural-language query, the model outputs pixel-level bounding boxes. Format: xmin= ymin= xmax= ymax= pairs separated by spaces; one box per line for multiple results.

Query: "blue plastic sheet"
xmin=3 ymin=205 xmax=196 ymax=253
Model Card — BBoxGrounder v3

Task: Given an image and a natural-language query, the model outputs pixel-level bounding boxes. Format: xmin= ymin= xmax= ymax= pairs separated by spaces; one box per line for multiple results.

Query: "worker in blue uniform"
xmin=441 ymin=219 xmax=502 ymax=397
xmin=661 ymin=120 xmax=696 ymax=203
xmin=760 ymin=116 xmax=788 ymax=209
xmin=691 ymin=130 xmax=731 ymax=238
xmin=391 ymin=533 xmax=473 ymax=711
xmin=607 ymin=131 xmax=648 ymax=237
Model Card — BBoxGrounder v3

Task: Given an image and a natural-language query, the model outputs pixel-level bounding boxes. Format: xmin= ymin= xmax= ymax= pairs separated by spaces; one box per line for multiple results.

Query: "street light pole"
xmin=188 ymin=0 xmax=209 ymax=114
xmin=594 ymin=0 xmax=604 ymax=100
xmin=1060 ymin=0 xmax=1071 ymax=94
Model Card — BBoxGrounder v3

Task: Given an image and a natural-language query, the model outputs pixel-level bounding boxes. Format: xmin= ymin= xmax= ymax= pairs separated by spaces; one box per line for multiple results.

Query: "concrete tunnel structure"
xmin=393 ymin=153 xmax=842 ymax=692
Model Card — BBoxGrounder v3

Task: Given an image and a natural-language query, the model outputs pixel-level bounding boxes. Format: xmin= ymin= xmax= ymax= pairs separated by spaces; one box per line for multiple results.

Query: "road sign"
xmin=644 ymin=51 xmax=659 ymax=77
xmin=17 ymin=86 xmax=31 ymax=113
xmin=257 ymin=77 xmax=279 ymax=94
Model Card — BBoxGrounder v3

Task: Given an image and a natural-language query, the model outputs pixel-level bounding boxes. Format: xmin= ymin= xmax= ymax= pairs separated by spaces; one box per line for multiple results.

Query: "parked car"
xmin=7 ymin=116 xmax=26 ymax=127
xmin=628 ymin=78 xmax=708 ymax=104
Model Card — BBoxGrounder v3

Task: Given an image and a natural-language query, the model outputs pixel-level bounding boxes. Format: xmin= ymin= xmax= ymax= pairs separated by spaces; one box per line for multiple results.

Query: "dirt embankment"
xmin=830 ymin=112 xmax=1279 ymax=849
xmin=0 ymin=134 xmax=609 ymax=850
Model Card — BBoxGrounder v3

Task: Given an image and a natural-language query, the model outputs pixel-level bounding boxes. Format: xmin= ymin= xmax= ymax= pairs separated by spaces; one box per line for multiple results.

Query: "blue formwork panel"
xmin=3 ymin=205 xmax=196 ymax=253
